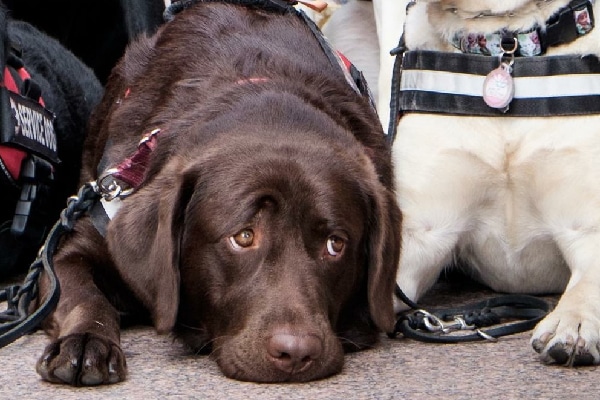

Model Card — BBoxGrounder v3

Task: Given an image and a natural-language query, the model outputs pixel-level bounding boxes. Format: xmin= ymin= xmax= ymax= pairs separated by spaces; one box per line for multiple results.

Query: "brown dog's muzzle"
xmin=266 ymin=329 xmax=323 ymax=375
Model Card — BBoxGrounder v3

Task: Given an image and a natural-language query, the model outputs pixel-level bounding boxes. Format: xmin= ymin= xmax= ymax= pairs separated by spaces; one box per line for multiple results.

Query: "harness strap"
xmin=164 ymin=0 xmax=296 ymax=20
xmin=386 ymin=38 xmax=405 ymax=144
xmin=394 ymin=50 xmax=600 ymax=119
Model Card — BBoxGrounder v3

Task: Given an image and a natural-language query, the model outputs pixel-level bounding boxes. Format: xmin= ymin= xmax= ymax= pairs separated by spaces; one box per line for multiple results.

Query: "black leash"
xmin=0 ymin=183 xmax=99 ymax=348
xmin=389 ymin=284 xmax=551 ymax=343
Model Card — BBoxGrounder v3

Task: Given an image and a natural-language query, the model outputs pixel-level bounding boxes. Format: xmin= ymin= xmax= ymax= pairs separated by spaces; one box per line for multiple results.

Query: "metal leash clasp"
xmin=94 ymin=169 xmax=134 ymax=201
xmin=418 ymin=309 xmax=498 ymax=341
xmin=418 ymin=310 xmax=473 ymax=333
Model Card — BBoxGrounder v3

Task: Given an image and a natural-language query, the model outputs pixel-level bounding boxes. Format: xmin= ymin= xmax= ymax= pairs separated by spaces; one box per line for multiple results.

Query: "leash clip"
xmin=95 ymin=169 xmax=134 ymax=201
xmin=418 ymin=309 xmax=499 ymax=342
xmin=419 ymin=309 xmax=473 ymax=333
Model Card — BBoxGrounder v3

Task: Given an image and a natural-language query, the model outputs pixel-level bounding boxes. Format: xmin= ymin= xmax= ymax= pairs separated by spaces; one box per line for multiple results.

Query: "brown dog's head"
xmin=105 ymin=98 xmax=400 ymax=382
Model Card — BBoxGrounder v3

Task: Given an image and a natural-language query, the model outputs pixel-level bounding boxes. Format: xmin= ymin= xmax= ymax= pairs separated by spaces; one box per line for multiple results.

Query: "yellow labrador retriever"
xmin=391 ymin=0 xmax=600 ymax=366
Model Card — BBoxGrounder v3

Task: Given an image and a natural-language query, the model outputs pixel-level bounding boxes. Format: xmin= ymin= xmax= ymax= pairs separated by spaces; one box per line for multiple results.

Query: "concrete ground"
xmin=1 ymin=276 xmax=599 ymax=399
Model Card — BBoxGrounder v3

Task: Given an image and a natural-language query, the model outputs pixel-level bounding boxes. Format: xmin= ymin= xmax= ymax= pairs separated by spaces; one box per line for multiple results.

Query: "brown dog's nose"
xmin=266 ymin=333 xmax=323 ymax=374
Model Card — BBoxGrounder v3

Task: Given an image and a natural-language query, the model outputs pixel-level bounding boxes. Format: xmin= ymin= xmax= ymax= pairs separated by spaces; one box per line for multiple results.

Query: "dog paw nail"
xmin=108 ymin=373 xmax=120 ymax=384
xmin=108 ymin=363 xmax=123 ymax=383
xmin=80 ymin=370 xmax=104 ymax=386
xmin=54 ymin=365 xmax=77 ymax=384
xmin=539 ymin=332 xmax=552 ymax=343
xmin=565 ymin=335 xmax=575 ymax=346
xmin=532 ymin=339 xmax=545 ymax=353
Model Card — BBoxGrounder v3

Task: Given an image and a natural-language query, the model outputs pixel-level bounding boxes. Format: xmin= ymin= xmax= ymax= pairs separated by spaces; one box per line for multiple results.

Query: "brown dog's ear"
xmin=366 ymin=185 xmax=402 ymax=333
xmin=107 ymin=158 xmax=194 ymax=333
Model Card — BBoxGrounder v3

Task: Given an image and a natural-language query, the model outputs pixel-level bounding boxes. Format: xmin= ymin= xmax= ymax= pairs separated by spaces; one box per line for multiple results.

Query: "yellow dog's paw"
xmin=531 ymin=307 xmax=600 ymax=366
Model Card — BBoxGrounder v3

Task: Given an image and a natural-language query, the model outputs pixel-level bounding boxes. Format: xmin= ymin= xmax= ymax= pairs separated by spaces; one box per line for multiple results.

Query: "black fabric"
xmin=0 ymin=87 xmax=59 ymax=163
xmin=4 ymin=0 xmax=166 ymax=84
xmin=402 ymin=50 xmax=600 ymax=77
xmin=164 ymin=0 xmax=297 ymax=21
xmin=386 ymin=36 xmax=405 ymax=143
xmin=0 ymin=6 xmax=103 ymax=278
xmin=401 ymin=91 xmax=600 ymax=117
xmin=543 ymin=0 xmax=594 ymax=50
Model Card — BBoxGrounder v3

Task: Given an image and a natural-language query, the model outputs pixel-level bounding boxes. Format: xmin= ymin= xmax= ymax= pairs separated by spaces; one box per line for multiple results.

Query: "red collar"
xmin=97 ymin=128 xmax=162 ymax=199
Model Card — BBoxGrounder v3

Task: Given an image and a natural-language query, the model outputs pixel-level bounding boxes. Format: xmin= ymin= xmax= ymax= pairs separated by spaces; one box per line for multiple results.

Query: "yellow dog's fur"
xmin=325 ymin=0 xmax=600 ymax=365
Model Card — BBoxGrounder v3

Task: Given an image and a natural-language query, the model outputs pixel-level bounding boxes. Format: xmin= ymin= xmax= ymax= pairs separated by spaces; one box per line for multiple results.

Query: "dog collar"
xmin=89 ymin=127 xmax=162 ymax=236
xmin=451 ymin=0 xmax=595 ymax=57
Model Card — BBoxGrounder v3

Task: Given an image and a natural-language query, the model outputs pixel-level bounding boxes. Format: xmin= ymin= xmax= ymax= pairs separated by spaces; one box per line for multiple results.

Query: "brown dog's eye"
xmin=326 ymin=235 xmax=345 ymax=257
xmin=230 ymin=229 xmax=254 ymax=249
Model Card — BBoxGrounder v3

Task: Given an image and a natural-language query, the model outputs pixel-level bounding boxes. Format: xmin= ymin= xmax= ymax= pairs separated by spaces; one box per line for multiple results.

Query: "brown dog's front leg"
xmin=36 ymin=219 xmax=126 ymax=386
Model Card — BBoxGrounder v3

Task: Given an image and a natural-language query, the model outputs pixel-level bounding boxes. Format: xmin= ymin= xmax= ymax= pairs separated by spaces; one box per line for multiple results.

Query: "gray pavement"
xmin=1 ymin=278 xmax=598 ymax=399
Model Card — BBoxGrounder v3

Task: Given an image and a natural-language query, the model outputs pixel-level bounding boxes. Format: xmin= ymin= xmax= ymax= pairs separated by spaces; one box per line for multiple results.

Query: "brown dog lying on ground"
xmin=34 ymin=1 xmax=400 ymax=385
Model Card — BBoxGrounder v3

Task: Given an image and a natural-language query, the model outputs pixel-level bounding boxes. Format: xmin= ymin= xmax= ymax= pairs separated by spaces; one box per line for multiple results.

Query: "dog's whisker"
xmin=176 ymin=322 xmax=205 ymax=332
xmin=336 ymin=335 xmax=373 ymax=350
xmin=176 ymin=330 xmax=232 ymax=356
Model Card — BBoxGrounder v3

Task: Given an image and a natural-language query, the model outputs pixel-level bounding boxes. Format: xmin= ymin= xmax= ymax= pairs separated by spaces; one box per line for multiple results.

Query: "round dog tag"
xmin=483 ymin=66 xmax=514 ymax=109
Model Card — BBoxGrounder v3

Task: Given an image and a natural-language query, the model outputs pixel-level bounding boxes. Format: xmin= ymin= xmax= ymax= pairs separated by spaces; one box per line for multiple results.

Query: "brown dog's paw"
xmin=36 ymin=333 xmax=126 ymax=385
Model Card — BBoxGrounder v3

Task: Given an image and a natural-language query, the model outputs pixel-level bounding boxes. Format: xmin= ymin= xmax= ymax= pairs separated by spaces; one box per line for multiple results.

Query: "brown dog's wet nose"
xmin=266 ymin=333 xmax=323 ymax=374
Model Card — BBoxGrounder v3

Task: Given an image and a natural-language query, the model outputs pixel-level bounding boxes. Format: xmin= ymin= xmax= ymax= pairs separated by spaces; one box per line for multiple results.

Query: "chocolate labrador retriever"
xmin=35 ymin=1 xmax=400 ymax=385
